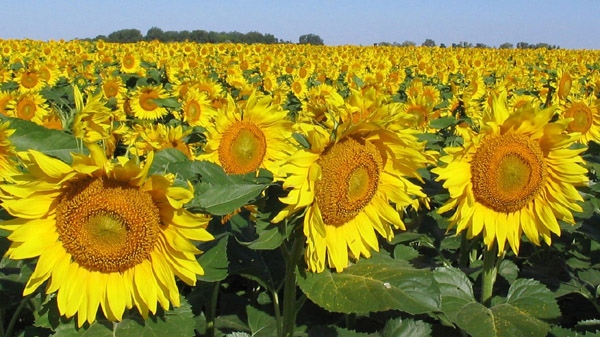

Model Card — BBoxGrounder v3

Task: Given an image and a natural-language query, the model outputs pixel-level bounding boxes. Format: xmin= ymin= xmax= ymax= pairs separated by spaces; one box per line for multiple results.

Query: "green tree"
xmin=298 ymin=33 xmax=324 ymax=45
xmin=107 ymin=28 xmax=143 ymax=43
xmin=146 ymin=27 xmax=165 ymax=41
xmin=422 ymin=38 xmax=436 ymax=47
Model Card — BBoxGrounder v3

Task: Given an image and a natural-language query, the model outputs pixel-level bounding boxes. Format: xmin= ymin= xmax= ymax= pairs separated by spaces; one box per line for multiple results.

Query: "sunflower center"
xmin=471 ymin=133 xmax=546 ymax=213
xmin=122 ymin=54 xmax=136 ymax=69
xmin=315 ymin=137 xmax=382 ymax=226
xmin=56 ymin=177 xmax=160 ymax=273
xmin=186 ymin=101 xmax=201 ymax=121
xmin=218 ymin=121 xmax=267 ymax=174
xmin=16 ymin=98 xmax=36 ymax=120
xmin=21 ymin=72 xmax=38 ymax=89
xmin=564 ymin=102 xmax=593 ymax=133
xmin=103 ymin=81 xmax=120 ymax=98
xmin=84 ymin=212 xmax=127 ymax=248
xmin=139 ymin=90 xmax=159 ymax=111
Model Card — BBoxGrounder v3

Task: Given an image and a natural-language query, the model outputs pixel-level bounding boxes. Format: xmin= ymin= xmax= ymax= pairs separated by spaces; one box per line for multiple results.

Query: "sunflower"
xmin=432 ymin=91 xmax=588 ymax=255
xmin=0 ymin=145 xmax=214 ymax=327
xmin=72 ymin=86 xmax=113 ymax=144
xmin=127 ymin=123 xmax=196 ymax=159
xmin=197 ymin=90 xmax=295 ymax=177
xmin=120 ymin=52 xmax=142 ymax=75
xmin=180 ymin=88 xmax=217 ymax=127
xmin=7 ymin=92 xmax=50 ymax=124
xmin=16 ymin=67 xmax=46 ymax=93
xmin=0 ymin=91 xmax=14 ymax=116
xmin=273 ymin=121 xmax=431 ymax=272
xmin=129 ymin=85 xmax=169 ymax=121
xmin=560 ymin=96 xmax=600 ymax=144
xmin=0 ymin=121 xmax=18 ymax=181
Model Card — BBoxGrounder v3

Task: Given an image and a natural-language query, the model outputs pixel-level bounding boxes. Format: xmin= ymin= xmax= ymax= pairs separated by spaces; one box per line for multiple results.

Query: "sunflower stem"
xmin=206 ymin=281 xmax=220 ymax=337
xmin=481 ymin=244 xmax=499 ymax=307
xmin=272 ymin=290 xmax=283 ymax=337
xmin=5 ymin=293 xmax=33 ymax=337
xmin=459 ymin=231 xmax=470 ymax=268
xmin=281 ymin=234 xmax=304 ymax=337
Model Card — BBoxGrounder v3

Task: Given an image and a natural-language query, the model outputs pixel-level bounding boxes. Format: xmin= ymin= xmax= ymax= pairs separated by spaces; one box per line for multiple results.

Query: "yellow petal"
xmin=1 ymin=196 xmax=55 ymax=219
xmin=132 ymin=261 xmax=158 ymax=315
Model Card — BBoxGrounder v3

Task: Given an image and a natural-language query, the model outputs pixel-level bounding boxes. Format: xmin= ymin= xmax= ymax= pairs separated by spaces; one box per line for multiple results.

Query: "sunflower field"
xmin=1 ymin=39 xmax=600 ymax=337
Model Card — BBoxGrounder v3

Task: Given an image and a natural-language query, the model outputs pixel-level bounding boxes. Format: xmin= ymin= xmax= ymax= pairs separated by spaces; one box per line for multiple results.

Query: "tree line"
xmin=376 ymin=39 xmax=560 ymax=49
xmin=91 ymin=27 xmax=324 ymax=45
xmin=90 ymin=28 xmax=558 ymax=49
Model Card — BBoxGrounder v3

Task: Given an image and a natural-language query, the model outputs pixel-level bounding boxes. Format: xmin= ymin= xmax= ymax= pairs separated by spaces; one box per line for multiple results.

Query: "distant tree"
xmin=439 ymin=43 xmax=447 ymax=48
xmin=103 ymin=27 xmax=283 ymax=44
xmin=107 ymin=29 xmax=143 ymax=43
xmin=299 ymin=34 xmax=324 ymax=45
xmin=452 ymin=41 xmax=473 ymax=48
xmin=400 ymin=40 xmax=416 ymax=47
xmin=146 ymin=27 xmax=165 ymax=41
xmin=475 ymin=42 xmax=489 ymax=48
xmin=189 ymin=30 xmax=209 ymax=43
xmin=516 ymin=42 xmax=530 ymax=49
xmin=422 ymin=38 xmax=436 ymax=47
xmin=499 ymin=42 xmax=513 ymax=49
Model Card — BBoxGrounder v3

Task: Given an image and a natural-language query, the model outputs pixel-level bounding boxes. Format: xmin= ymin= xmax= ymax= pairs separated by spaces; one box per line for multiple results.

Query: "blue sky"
xmin=1 ymin=0 xmax=597 ymax=49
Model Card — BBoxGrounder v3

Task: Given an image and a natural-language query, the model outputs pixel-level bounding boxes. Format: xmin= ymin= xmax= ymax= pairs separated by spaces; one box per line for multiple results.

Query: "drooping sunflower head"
xmin=433 ymin=91 xmax=588 ymax=255
xmin=197 ymin=91 xmax=295 ymax=178
xmin=0 ymin=144 xmax=213 ymax=327
xmin=274 ymin=121 xmax=431 ymax=272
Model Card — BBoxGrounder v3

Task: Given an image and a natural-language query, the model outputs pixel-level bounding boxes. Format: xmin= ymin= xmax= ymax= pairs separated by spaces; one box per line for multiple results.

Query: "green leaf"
xmin=393 ymin=244 xmax=419 ymax=261
xmin=429 ymin=116 xmax=458 ymax=129
xmin=1 ymin=115 xmax=83 ymax=163
xmin=297 ymin=255 xmax=440 ymax=315
xmin=292 ymin=132 xmax=311 ymax=149
xmin=503 ymin=278 xmax=561 ymax=320
xmin=433 ymin=267 xmax=476 ymax=323
xmin=196 ymin=233 xmax=229 ymax=282
xmin=229 ymin=213 xmax=286 ymax=250
xmin=308 ymin=325 xmax=376 ymax=337
xmin=192 ymin=161 xmax=272 ymax=216
xmin=149 ymin=148 xmax=190 ymax=175
xmin=215 ymin=314 xmax=250 ymax=334
xmin=382 ymin=317 xmax=432 ymax=337
xmin=453 ymin=279 xmax=560 ymax=337
xmin=549 ymin=326 xmax=600 ymax=337
xmin=246 ymin=305 xmax=278 ymax=337
xmin=51 ymin=298 xmax=195 ymax=337
xmin=498 ymin=259 xmax=519 ymax=284
xmin=153 ymin=97 xmax=181 ymax=109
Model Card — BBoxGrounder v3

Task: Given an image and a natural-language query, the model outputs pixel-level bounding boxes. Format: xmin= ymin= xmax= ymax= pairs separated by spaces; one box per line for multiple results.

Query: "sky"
xmin=1 ymin=0 xmax=598 ymax=50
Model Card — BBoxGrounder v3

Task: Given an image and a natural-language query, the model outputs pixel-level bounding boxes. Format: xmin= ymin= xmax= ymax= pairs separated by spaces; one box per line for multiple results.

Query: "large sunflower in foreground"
xmin=273 ymin=122 xmax=431 ymax=273
xmin=197 ymin=90 xmax=295 ymax=177
xmin=0 ymin=121 xmax=18 ymax=181
xmin=0 ymin=145 xmax=214 ymax=327
xmin=432 ymin=91 xmax=588 ymax=255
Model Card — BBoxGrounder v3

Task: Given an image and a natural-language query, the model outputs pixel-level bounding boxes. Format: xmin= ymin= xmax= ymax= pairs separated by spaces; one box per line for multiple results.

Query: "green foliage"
xmin=298 ymin=34 xmax=324 ymax=45
xmin=297 ymin=254 xmax=440 ymax=315
xmin=0 ymin=115 xmax=84 ymax=163
xmin=44 ymin=299 xmax=196 ymax=337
